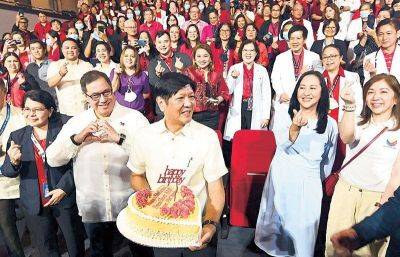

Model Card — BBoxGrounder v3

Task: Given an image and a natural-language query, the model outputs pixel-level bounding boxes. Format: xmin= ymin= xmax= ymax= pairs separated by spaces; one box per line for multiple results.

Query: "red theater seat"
xmin=229 ymin=130 xmax=276 ymax=228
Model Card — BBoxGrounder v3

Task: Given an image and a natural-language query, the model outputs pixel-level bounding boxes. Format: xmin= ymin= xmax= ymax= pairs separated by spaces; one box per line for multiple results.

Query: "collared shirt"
xmin=242 ymin=63 xmax=254 ymax=100
xmin=46 ymin=103 xmax=149 ymax=222
xmin=0 ymin=105 xmax=25 ymax=199
xmin=34 ymin=22 xmax=52 ymax=42
xmin=47 ymin=59 xmax=93 ymax=116
xmin=128 ymin=119 xmax=228 ymax=212
xmin=94 ymin=61 xmax=118 ymax=79
xmin=341 ymin=118 xmax=400 ymax=192
xmin=139 ymin=21 xmax=163 ymax=41
xmin=182 ymin=19 xmax=209 ymax=35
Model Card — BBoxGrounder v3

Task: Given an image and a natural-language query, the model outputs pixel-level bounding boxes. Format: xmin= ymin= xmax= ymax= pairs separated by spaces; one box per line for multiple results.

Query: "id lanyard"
xmin=31 ymin=133 xmax=50 ymax=198
xmin=0 ymin=104 xmax=11 ymax=175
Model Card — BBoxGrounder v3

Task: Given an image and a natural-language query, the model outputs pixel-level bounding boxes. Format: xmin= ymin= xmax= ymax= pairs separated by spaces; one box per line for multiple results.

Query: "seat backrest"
xmin=229 ymin=130 xmax=276 ymax=228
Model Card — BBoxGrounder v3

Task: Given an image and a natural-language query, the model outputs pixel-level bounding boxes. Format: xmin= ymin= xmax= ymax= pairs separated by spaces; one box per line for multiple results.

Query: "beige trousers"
xmin=325 ymin=178 xmax=388 ymax=257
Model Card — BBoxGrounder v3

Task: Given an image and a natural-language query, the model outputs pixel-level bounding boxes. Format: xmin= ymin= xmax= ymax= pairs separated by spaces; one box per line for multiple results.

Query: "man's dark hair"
xmin=154 ymin=72 xmax=196 ymax=100
xmin=376 ymin=18 xmax=399 ymax=33
xmin=80 ymin=70 xmax=112 ymax=94
xmin=155 ymin=30 xmax=170 ymax=40
xmin=288 ymin=24 xmax=308 ymax=40
xmin=95 ymin=41 xmax=111 ymax=53
xmin=50 ymin=19 xmax=61 ymax=25
xmin=29 ymin=39 xmax=46 ymax=49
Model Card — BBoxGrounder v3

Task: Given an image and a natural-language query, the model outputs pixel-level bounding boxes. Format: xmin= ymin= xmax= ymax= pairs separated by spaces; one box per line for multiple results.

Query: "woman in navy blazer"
xmin=310 ymin=19 xmax=348 ymax=66
xmin=2 ymin=90 xmax=84 ymax=257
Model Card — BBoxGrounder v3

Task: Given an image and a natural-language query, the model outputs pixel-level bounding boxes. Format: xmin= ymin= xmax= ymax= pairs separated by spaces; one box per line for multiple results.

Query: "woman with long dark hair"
xmin=210 ymin=23 xmax=237 ymax=79
xmin=2 ymin=90 xmax=85 ymax=257
xmin=179 ymin=24 xmax=201 ymax=61
xmin=255 ymin=71 xmax=338 ymax=257
xmin=46 ymin=30 xmax=61 ymax=62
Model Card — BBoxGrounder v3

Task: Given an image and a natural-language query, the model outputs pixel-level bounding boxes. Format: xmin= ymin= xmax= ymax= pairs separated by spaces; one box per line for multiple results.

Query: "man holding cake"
xmin=127 ymin=72 xmax=228 ymax=256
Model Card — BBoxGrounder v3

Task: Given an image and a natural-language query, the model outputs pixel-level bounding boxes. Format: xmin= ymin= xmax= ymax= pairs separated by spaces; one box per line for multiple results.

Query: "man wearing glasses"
xmin=46 ymin=70 xmax=153 ymax=257
xmin=47 ymin=38 xmax=93 ymax=116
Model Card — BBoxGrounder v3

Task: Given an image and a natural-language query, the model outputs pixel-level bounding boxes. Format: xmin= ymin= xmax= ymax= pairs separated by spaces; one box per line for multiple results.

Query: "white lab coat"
xmin=282 ymin=18 xmax=315 ymax=49
xmin=270 ymin=49 xmax=321 ymax=145
xmin=334 ymin=0 xmax=361 ymax=27
xmin=363 ymin=45 xmax=400 ymax=84
xmin=323 ymin=70 xmax=364 ymax=121
xmin=223 ymin=62 xmax=271 ymax=141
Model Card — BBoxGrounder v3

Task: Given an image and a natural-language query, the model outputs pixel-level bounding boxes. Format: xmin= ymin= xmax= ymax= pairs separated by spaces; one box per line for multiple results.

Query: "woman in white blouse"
xmin=325 ymin=74 xmax=400 ymax=257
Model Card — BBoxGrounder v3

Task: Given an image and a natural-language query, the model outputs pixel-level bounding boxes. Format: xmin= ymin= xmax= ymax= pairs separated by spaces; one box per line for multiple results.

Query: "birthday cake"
xmin=117 ymin=185 xmax=202 ymax=248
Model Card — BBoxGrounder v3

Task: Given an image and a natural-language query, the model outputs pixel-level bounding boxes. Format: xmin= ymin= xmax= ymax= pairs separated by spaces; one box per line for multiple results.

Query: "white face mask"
xmin=121 ymin=6 xmax=127 ymax=11
xmin=198 ymin=3 xmax=205 ymax=11
xmin=282 ymin=31 xmax=289 ymax=41
xmin=67 ymin=34 xmax=79 ymax=41
xmin=75 ymin=23 xmax=84 ymax=30
xmin=112 ymin=20 xmax=117 ymax=26
xmin=184 ymin=3 xmax=190 ymax=10
xmin=127 ymin=13 xmax=134 ymax=19
xmin=135 ymin=10 xmax=141 ymax=16
xmin=360 ymin=10 xmax=370 ymax=20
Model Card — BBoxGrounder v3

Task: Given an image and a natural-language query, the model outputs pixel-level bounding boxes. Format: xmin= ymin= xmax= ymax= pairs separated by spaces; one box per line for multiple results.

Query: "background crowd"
xmin=1 ymin=0 xmax=400 ymax=256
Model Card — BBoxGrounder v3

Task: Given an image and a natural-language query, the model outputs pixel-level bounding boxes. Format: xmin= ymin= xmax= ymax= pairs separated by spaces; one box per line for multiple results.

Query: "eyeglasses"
xmin=322 ymin=54 xmax=339 ymax=60
xmin=86 ymin=89 xmax=113 ymax=101
xmin=23 ymin=107 xmax=46 ymax=114
xmin=325 ymin=26 xmax=336 ymax=30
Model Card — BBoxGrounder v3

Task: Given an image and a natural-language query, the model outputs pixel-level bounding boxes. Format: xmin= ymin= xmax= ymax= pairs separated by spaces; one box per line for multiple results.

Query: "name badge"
xmin=124 ymin=90 xmax=137 ymax=102
xmin=43 ymin=183 xmax=50 ymax=198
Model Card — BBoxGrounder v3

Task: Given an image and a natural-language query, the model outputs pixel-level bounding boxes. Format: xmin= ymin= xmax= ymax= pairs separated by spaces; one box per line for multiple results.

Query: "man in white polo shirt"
xmin=128 ymin=72 xmax=227 ymax=257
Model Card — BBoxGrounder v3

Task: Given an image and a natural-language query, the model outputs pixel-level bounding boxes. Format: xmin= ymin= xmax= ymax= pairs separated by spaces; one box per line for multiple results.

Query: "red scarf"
xmin=382 ymin=49 xmax=395 ymax=72
xmin=292 ymin=50 xmax=304 ymax=79
xmin=242 ymin=63 xmax=254 ymax=100
xmin=160 ymin=51 xmax=174 ymax=71
xmin=322 ymin=67 xmax=345 ymax=122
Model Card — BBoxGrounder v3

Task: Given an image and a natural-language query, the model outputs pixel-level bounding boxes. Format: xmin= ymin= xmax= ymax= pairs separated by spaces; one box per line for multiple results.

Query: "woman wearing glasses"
xmin=2 ymin=90 xmax=85 ymax=257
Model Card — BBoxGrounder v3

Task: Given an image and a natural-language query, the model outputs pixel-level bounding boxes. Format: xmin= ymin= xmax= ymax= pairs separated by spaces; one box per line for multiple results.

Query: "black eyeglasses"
xmin=86 ymin=89 xmax=113 ymax=101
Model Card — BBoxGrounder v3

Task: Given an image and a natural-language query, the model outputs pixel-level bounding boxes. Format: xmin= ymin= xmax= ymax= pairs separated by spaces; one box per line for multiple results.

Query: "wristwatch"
xmin=117 ymin=133 xmax=126 ymax=145
xmin=202 ymin=220 xmax=218 ymax=228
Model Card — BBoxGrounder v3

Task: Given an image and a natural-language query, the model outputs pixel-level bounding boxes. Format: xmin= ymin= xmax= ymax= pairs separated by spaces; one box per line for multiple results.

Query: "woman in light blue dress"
xmin=255 ymin=71 xmax=338 ymax=257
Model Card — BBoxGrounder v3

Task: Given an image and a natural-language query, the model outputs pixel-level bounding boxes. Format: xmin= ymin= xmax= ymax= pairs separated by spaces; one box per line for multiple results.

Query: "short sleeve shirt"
xmin=128 ymin=120 xmax=228 ymax=211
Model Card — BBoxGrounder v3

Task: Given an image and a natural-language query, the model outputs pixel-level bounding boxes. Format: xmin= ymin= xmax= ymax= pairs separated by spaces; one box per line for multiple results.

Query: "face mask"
xmin=282 ymin=31 xmax=289 ymax=41
xmin=198 ymin=3 xmax=205 ymax=11
xmin=184 ymin=3 xmax=190 ymax=10
xmin=67 ymin=34 xmax=79 ymax=41
xmin=360 ymin=10 xmax=370 ymax=20
xmin=127 ymin=13 xmax=134 ymax=19
xmin=121 ymin=6 xmax=127 ymax=11
xmin=134 ymin=10 xmax=141 ymax=16
xmin=112 ymin=20 xmax=117 ymax=26
xmin=75 ymin=23 xmax=84 ymax=30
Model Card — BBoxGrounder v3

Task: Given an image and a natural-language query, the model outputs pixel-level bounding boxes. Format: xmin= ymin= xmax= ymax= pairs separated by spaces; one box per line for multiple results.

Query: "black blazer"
xmin=353 ymin=187 xmax=400 ymax=257
xmin=2 ymin=114 xmax=75 ymax=215
xmin=258 ymin=20 xmax=282 ymax=46
xmin=310 ymin=39 xmax=348 ymax=66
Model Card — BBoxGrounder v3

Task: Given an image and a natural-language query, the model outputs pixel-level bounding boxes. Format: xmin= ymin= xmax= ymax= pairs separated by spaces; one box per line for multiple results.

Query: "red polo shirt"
xmin=34 ymin=22 xmax=52 ymax=42
xmin=139 ymin=21 xmax=163 ymax=41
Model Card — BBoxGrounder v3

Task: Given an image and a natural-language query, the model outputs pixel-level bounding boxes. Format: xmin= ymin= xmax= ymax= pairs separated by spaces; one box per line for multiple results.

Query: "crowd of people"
xmin=1 ymin=0 xmax=400 ymax=256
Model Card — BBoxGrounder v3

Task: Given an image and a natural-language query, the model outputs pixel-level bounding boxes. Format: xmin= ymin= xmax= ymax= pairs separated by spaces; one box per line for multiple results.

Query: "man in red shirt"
xmin=139 ymin=8 xmax=163 ymax=41
xmin=33 ymin=12 xmax=52 ymax=42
